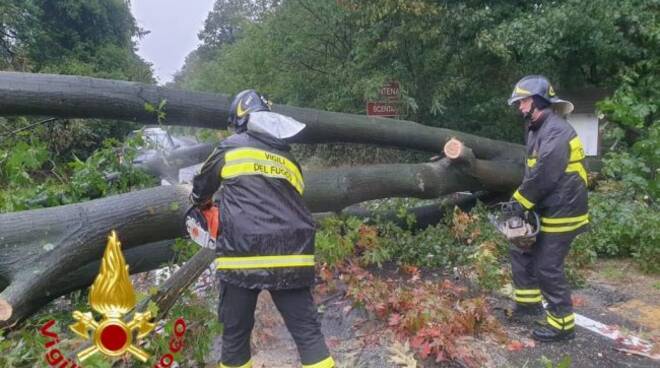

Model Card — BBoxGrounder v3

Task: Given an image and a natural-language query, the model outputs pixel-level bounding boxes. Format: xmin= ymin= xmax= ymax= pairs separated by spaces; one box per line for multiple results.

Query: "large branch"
xmin=132 ymin=248 xmax=215 ymax=322
xmin=19 ymin=240 xmax=177 ymax=327
xmin=134 ymin=143 xmax=214 ymax=183
xmin=0 ymin=158 xmax=522 ymax=326
xmin=0 ymin=71 xmax=523 ymax=161
xmin=0 ymin=185 xmax=191 ymax=328
xmin=315 ymin=192 xmax=485 ymax=230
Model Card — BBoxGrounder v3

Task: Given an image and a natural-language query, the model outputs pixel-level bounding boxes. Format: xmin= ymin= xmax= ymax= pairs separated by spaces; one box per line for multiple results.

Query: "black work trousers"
xmin=217 ymin=280 xmax=331 ymax=367
xmin=509 ymin=231 xmax=577 ymax=317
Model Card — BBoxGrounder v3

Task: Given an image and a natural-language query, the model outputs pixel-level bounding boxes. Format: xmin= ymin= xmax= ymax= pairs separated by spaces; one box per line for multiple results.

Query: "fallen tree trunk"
xmin=0 ymin=156 xmax=521 ymax=326
xmin=134 ymin=143 xmax=215 ymax=183
xmin=304 ymin=159 xmax=519 ymax=212
xmin=0 ymin=185 xmax=191 ymax=328
xmin=0 ymin=72 xmax=533 ymax=327
xmin=0 ymin=71 xmax=524 ymax=161
xmin=22 ymin=240 xmax=177 ymax=325
xmin=315 ymin=192 xmax=484 ymax=230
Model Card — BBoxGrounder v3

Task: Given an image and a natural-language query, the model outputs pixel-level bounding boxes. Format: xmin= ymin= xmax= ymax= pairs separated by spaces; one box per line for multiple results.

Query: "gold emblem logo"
xmin=548 ymin=85 xmax=556 ymax=97
xmin=69 ymin=231 xmax=154 ymax=362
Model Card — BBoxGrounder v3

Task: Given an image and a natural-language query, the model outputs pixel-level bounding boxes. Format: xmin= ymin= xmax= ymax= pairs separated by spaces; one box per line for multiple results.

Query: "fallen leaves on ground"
xmin=334 ymin=261 xmax=505 ymax=367
xmin=506 ymin=340 xmax=524 ymax=352
xmin=572 ymin=295 xmax=587 ymax=307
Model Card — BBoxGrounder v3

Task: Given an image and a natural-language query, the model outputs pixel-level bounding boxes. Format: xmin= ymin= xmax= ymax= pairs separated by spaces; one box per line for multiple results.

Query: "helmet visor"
xmin=247 ymin=111 xmax=306 ymax=139
xmin=549 ymin=97 xmax=574 ymax=115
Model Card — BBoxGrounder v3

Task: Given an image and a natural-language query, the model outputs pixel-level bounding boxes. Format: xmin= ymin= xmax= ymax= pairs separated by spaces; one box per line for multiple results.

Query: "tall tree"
xmin=198 ymin=0 xmax=279 ymax=51
xmin=176 ymin=0 xmax=657 ymax=143
xmin=0 ymin=0 xmax=155 ymax=205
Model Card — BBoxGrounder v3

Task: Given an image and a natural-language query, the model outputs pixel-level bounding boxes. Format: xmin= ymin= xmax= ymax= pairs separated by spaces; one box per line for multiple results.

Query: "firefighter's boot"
xmin=533 ymin=312 xmax=576 ymax=342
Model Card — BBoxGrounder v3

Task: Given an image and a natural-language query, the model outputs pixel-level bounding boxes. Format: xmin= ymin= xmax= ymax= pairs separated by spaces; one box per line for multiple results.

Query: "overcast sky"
xmin=130 ymin=0 xmax=215 ymax=84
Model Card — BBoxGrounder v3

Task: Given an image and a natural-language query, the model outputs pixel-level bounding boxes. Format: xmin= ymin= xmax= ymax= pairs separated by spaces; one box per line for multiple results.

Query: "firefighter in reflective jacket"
xmin=507 ymin=75 xmax=589 ymax=342
xmin=191 ymin=90 xmax=334 ymax=368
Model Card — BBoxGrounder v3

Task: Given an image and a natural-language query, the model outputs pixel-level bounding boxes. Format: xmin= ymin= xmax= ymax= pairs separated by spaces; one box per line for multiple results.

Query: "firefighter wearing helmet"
xmin=192 ymin=90 xmax=334 ymax=367
xmin=507 ymin=75 xmax=589 ymax=342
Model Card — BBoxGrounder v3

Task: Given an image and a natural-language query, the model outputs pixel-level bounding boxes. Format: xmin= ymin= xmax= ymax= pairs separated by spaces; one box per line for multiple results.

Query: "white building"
xmin=563 ymin=88 xmax=610 ymax=157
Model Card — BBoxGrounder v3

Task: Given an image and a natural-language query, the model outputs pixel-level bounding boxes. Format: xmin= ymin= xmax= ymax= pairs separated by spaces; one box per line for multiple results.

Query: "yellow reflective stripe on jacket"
xmin=513 ymin=190 xmax=535 ymax=210
xmin=541 ymin=214 xmax=589 ymax=225
xmin=222 ymin=162 xmax=304 ymax=194
xmin=568 ymin=137 xmax=586 ymax=162
xmin=565 ymin=137 xmax=588 ymax=185
xmin=216 ymin=255 xmax=315 ymax=270
xmin=221 ymin=148 xmax=304 ymax=194
xmin=303 ymin=356 xmax=335 ymax=368
xmin=219 ymin=359 xmax=252 ymax=368
xmin=526 ymin=157 xmax=537 ymax=168
xmin=566 ymin=162 xmax=588 ymax=185
xmin=540 ymin=219 xmax=589 ymax=233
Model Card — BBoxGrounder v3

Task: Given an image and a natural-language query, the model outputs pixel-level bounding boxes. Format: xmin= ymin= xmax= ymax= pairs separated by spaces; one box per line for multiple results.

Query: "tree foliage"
xmin=1 ymin=0 xmax=152 ymax=80
xmin=177 ymin=0 xmax=657 ymax=142
xmin=177 ymin=0 xmax=659 ymax=275
xmin=0 ymin=134 xmax=156 ymax=212
xmin=0 ymin=0 xmax=155 ymax=187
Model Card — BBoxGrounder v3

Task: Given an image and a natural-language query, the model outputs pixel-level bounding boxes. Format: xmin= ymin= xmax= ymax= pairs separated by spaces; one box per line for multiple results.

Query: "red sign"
xmin=379 ymin=81 xmax=400 ymax=100
xmin=367 ymin=102 xmax=399 ymax=117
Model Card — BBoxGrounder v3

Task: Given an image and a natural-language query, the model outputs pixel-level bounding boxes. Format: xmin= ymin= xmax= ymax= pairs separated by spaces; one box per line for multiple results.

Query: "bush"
xmin=315 ymin=215 xmax=362 ymax=266
xmin=571 ymin=184 xmax=659 ymax=273
xmin=315 ymin=201 xmax=512 ymax=291
xmin=0 ymin=134 xmax=156 ymax=212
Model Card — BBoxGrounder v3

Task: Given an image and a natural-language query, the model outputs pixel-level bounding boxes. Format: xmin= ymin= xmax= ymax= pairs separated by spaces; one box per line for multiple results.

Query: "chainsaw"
xmin=488 ymin=201 xmax=540 ymax=250
xmin=184 ymin=204 xmax=220 ymax=250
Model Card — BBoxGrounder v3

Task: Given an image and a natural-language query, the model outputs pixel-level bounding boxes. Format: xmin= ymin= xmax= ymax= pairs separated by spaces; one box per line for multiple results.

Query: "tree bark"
xmin=134 ymin=143 xmax=214 ymax=184
xmin=0 ymin=185 xmax=191 ymax=327
xmin=132 ymin=248 xmax=216 ymax=321
xmin=0 ymin=71 xmax=524 ymax=161
xmin=19 ymin=240 xmax=177 ymax=327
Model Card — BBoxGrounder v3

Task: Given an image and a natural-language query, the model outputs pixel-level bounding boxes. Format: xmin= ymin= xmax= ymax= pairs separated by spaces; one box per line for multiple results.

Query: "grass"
xmin=601 ymin=263 xmax=627 ymax=281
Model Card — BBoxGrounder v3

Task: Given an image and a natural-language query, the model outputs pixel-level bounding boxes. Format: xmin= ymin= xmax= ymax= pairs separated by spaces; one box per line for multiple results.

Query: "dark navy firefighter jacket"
xmin=191 ymin=131 xmax=315 ymax=290
xmin=512 ymin=109 xmax=589 ymax=234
